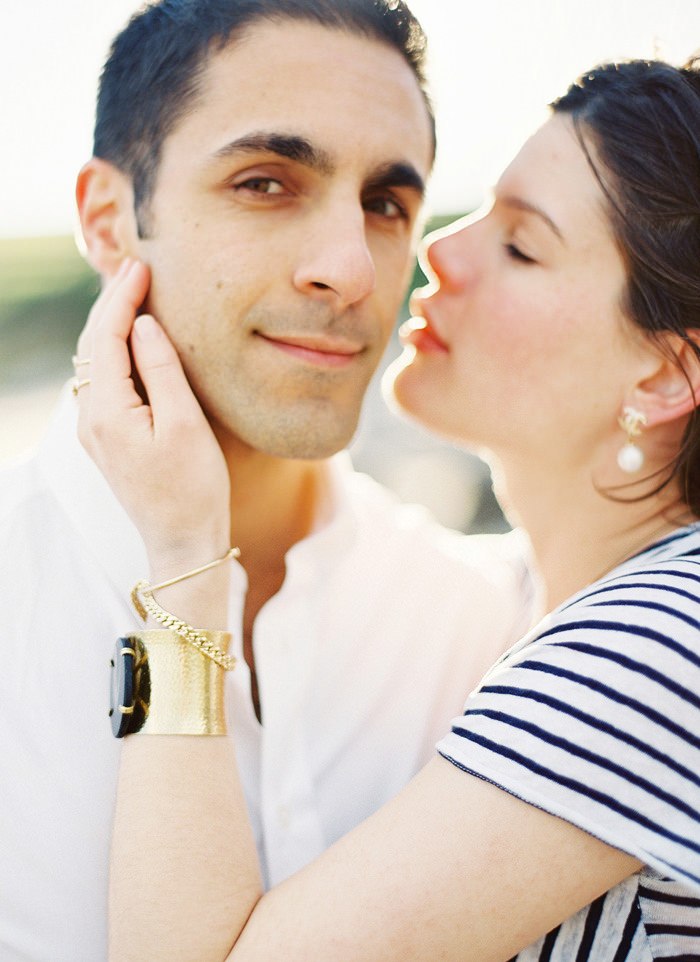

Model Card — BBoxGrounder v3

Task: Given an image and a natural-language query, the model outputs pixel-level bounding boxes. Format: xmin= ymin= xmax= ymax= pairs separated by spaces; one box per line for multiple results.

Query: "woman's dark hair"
xmin=94 ymin=0 xmax=433 ymax=236
xmin=551 ymin=58 xmax=700 ymax=515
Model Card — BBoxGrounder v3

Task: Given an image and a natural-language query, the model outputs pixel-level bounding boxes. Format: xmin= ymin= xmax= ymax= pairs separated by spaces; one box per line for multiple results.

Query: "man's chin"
xmin=256 ymin=428 xmax=358 ymax=461
xmin=211 ymin=412 xmax=360 ymax=462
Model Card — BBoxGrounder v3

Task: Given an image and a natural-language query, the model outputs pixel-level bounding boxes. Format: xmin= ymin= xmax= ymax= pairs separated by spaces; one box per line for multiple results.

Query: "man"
xmin=0 ymin=2 xmax=529 ymax=960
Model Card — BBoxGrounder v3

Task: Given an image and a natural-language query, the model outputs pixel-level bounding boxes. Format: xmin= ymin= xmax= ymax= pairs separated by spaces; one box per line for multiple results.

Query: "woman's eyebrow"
xmin=499 ymin=195 xmax=566 ymax=244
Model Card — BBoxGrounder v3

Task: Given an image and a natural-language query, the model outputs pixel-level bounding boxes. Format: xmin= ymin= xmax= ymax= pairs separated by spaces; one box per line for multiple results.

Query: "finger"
xmin=77 ymin=259 xmax=151 ymax=452
xmin=75 ymin=257 xmax=133 ymax=363
xmin=89 ymin=259 xmax=152 ymax=412
xmin=73 ymin=260 xmax=131 ymax=417
xmin=92 ymin=259 xmax=151 ymax=372
xmin=74 ymin=257 xmax=141 ymax=416
xmin=130 ymin=314 xmax=207 ymax=436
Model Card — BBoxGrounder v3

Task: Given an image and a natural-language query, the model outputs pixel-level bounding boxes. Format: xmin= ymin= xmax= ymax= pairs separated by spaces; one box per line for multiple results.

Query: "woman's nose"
xmin=419 ymin=216 xmax=474 ymax=292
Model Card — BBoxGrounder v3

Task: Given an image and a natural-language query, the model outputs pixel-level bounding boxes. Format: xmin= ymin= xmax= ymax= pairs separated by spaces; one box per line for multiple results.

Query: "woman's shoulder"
xmin=439 ymin=530 xmax=700 ymax=893
xmin=565 ymin=522 xmax=700 ymax=613
xmin=502 ymin=522 xmax=700 ymax=671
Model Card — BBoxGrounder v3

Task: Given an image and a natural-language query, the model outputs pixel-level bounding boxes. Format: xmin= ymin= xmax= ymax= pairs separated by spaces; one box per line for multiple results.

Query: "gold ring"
xmin=72 ymin=355 xmax=91 ymax=369
xmin=71 ymin=378 xmax=91 ymax=396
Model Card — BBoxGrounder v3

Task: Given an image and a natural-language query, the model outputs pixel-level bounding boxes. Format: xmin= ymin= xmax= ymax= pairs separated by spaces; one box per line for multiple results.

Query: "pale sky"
xmin=2 ymin=0 xmax=699 ymax=238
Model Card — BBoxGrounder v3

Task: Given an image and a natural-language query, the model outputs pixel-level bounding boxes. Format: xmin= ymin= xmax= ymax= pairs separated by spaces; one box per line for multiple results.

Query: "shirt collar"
xmin=36 ymin=383 xmax=360 ymax=599
xmin=284 ymin=451 xmax=360 ymax=583
xmin=36 ymin=384 xmax=149 ymax=604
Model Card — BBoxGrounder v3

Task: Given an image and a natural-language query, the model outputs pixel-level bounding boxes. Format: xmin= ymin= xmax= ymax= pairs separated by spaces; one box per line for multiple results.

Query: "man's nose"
xmin=292 ymin=204 xmax=376 ymax=307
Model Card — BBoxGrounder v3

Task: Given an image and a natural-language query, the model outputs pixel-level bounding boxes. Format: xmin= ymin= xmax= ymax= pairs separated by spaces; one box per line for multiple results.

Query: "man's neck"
xmin=218 ymin=432 xmax=331 ymax=605
xmin=217 ymin=434 xmax=333 ymax=723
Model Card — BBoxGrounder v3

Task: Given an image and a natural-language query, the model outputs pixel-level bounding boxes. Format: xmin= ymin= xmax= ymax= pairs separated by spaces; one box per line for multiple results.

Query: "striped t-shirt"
xmin=438 ymin=523 xmax=700 ymax=960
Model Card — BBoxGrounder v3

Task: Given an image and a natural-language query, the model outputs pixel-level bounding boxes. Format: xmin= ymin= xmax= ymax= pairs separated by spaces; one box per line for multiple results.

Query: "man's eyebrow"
xmin=364 ymin=162 xmax=426 ymax=199
xmin=500 ymin=195 xmax=565 ymax=243
xmin=209 ymin=134 xmax=425 ymax=198
xmin=210 ymin=131 xmax=334 ymax=175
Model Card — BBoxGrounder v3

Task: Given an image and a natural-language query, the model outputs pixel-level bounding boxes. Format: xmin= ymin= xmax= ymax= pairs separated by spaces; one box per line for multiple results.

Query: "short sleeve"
xmin=438 ymin=574 xmax=700 ymax=893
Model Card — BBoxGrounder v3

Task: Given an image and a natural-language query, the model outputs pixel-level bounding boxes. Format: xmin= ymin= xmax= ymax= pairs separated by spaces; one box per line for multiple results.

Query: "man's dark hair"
xmin=552 ymin=58 xmax=700 ymax=513
xmin=94 ymin=0 xmax=433 ymax=234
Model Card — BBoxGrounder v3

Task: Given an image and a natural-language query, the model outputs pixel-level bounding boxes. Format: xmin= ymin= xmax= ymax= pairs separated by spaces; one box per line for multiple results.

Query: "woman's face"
xmin=389 ymin=115 xmax=650 ymax=470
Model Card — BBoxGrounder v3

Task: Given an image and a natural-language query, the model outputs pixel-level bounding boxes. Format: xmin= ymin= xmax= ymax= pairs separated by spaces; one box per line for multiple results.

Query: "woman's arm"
xmin=78 ymin=262 xmax=640 ymax=962
xmin=113 ymin=742 xmax=639 ymax=962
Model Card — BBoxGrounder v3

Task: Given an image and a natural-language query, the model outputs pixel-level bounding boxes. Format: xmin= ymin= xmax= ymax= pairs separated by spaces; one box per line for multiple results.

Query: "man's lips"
xmin=256 ymin=332 xmax=365 ymax=367
xmin=399 ymin=315 xmax=449 ymax=354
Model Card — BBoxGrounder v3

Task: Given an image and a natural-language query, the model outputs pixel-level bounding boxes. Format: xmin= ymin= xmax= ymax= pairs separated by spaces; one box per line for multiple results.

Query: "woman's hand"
xmin=75 ymin=258 xmax=231 ymax=576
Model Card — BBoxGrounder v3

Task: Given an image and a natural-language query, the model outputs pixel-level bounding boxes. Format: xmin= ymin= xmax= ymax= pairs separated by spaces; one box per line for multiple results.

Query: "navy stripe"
xmin=674 ymin=546 xmax=700 ymax=558
xmin=554 ymin=640 xmax=700 ymax=709
xmin=654 ymin=952 xmax=700 ymax=962
xmin=647 ymin=923 xmax=700 ymax=936
xmin=576 ymin=894 xmax=606 ymax=961
xmin=654 ymin=956 xmax=700 ymax=961
xmin=538 ymin=619 xmax=700 ymax=675
xmin=480 ymin=686 xmax=700 ymax=790
xmin=663 ymin=860 xmax=700 ymax=892
xmin=653 ymin=956 xmax=700 ymax=961
xmin=608 ymin=567 xmax=700 ymax=588
xmin=467 ymin=709 xmax=700 ymax=825
xmin=517 ymin=661 xmax=700 ymax=752
xmin=624 ymin=526 xmax=700 ymax=560
xmin=639 ymin=885 xmax=700 ymax=907
xmin=537 ymin=926 xmax=559 ymax=961
xmin=612 ymin=896 xmax=641 ymax=962
xmin=449 ymin=730 xmax=700 ymax=866
xmin=565 ymin=580 xmax=700 ymax=612
xmin=589 ymin=598 xmax=700 ymax=633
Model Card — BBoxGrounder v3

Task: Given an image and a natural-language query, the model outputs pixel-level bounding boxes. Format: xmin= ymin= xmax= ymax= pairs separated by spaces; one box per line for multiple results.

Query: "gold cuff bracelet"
xmin=117 ymin=629 xmax=231 ymax=736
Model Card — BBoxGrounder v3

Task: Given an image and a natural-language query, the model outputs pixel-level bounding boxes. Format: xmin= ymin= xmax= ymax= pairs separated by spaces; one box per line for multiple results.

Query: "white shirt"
xmin=0 ymin=388 xmax=530 ymax=962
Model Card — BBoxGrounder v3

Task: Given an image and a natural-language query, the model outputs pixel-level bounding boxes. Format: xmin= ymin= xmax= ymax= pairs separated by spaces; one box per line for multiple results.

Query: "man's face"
xmin=137 ymin=20 xmax=433 ymax=459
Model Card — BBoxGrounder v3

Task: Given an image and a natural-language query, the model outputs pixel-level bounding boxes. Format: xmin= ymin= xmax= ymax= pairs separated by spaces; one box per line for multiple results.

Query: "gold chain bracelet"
xmin=131 ymin=582 xmax=236 ymax=671
xmin=129 ymin=548 xmax=240 ymax=671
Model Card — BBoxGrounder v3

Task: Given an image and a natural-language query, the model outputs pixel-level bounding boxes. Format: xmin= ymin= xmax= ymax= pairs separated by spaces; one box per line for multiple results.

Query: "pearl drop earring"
xmin=617 ymin=406 xmax=648 ymax=474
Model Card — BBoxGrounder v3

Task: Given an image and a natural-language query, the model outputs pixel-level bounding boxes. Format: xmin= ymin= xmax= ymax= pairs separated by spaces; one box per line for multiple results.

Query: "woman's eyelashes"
xmin=504 ymin=242 xmax=536 ymax=264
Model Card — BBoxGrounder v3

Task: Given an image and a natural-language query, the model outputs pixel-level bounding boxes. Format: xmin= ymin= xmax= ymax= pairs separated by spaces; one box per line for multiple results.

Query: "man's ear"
xmin=631 ymin=333 xmax=700 ymax=427
xmin=76 ymin=158 xmax=140 ymax=279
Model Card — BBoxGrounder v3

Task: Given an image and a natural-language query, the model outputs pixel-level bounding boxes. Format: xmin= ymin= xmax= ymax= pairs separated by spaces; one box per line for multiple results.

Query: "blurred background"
xmin=2 ymin=0 xmax=699 ymax=532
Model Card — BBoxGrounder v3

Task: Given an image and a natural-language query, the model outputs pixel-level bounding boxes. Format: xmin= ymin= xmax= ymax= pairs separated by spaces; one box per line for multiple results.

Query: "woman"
xmin=79 ymin=58 xmax=700 ymax=959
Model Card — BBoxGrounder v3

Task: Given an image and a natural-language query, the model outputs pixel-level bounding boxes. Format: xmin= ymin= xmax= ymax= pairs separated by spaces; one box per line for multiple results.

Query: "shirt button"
xmin=277 ymin=805 xmax=291 ymax=830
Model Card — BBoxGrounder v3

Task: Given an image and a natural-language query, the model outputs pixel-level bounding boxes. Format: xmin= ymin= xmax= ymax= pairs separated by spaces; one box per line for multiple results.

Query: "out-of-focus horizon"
xmin=2 ymin=0 xmax=699 ymax=238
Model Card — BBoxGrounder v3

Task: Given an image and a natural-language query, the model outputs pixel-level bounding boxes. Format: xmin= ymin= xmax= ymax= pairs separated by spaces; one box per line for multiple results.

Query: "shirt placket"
xmin=255 ymin=561 xmax=327 ymax=886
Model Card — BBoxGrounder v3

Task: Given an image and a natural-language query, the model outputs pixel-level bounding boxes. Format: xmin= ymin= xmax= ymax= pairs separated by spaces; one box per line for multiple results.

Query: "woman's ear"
xmin=631 ymin=333 xmax=700 ymax=427
xmin=76 ymin=158 xmax=140 ymax=279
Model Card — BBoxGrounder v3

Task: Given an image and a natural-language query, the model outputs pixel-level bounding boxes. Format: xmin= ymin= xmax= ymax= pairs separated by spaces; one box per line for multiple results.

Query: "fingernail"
xmin=134 ymin=314 xmax=161 ymax=340
xmin=117 ymin=258 xmax=132 ymax=278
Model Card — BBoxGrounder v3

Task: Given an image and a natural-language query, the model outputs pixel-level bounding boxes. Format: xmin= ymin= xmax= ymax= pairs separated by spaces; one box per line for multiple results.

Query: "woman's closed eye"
xmin=505 ymin=242 xmax=536 ymax=264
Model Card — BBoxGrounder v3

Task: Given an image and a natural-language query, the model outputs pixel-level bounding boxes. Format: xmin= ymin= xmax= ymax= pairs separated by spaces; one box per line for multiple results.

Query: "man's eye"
xmin=505 ymin=243 xmax=535 ymax=264
xmin=236 ymin=177 xmax=286 ymax=195
xmin=364 ymin=196 xmax=408 ymax=220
